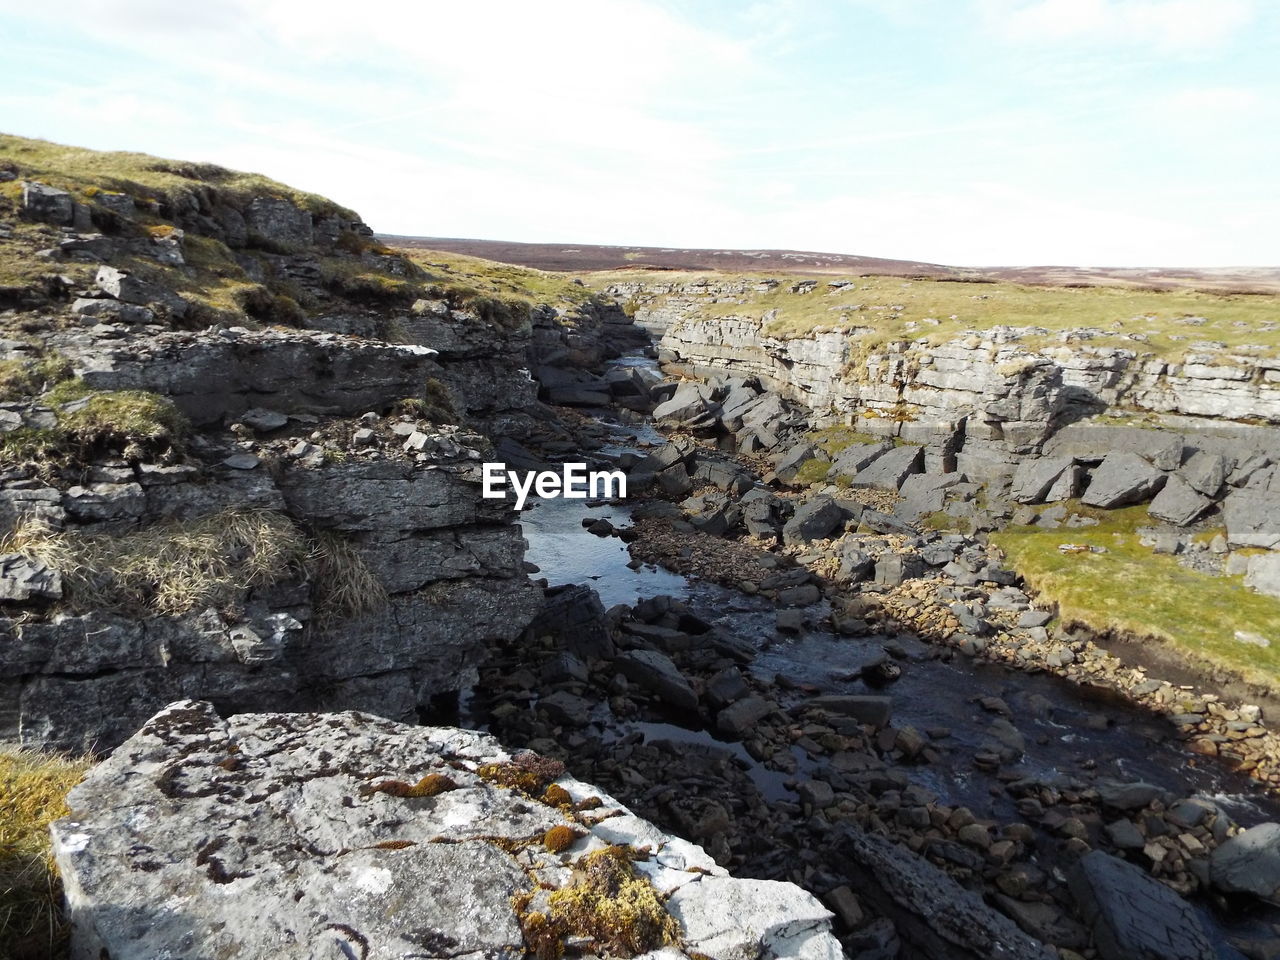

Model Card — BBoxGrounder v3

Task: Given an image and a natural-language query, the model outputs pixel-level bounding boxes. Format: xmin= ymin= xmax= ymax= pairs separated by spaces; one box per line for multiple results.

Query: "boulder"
xmin=782 ymin=496 xmax=845 ymax=545
xmin=0 ymin=553 xmax=62 ymax=602
xmin=1180 ymin=450 xmax=1227 ymax=497
xmin=20 ymin=180 xmax=74 ymax=224
xmin=850 ymin=444 xmax=923 ymax=491
xmin=1224 ymin=490 xmax=1280 ymax=548
xmin=775 ymin=441 xmax=821 ymax=482
xmin=1069 ymin=850 xmax=1215 ymax=960
xmin=1210 ymin=821 xmax=1280 ymax=904
xmin=1246 ymin=554 xmax=1280 ymax=599
xmin=1010 ymin=456 xmax=1076 ymax=504
xmin=808 ymin=695 xmax=892 ymax=728
xmin=654 ymin=381 xmax=716 ymax=424
xmin=836 ymin=826 xmax=1055 ymax=960
xmin=716 ymin=695 xmax=776 ymax=738
xmin=1081 ymin=451 xmax=1167 ymax=508
xmin=829 ymin=440 xmax=894 ymax=478
xmin=616 ymin=649 xmax=699 ymax=711
xmin=52 ymin=701 xmax=842 ymax=960
xmin=1147 ymin=475 xmax=1213 ymax=526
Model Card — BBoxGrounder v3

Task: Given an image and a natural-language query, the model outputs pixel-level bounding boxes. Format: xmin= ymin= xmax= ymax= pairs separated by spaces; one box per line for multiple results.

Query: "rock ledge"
xmin=52 ymin=701 xmax=842 ymax=960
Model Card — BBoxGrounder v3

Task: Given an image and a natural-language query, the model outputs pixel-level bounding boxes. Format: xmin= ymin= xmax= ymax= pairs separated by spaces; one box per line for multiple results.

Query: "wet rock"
xmin=240 ymin=408 xmax=290 ymax=432
xmin=1211 ymin=822 xmax=1280 ymax=904
xmin=529 ymin=584 xmax=615 ymax=660
xmin=808 ymin=695 xmax=892 ymax=729
xmin=1070 ymin=850 xmax=1215 ymax=960
xmin=1097 ymin=780 xmax=1163 ymax=811
xmin=1082 ymin=452 xmax=1167 ymax=508
xmin=705 ymin=667 xmax=749 ymax=708
xmin=716 ymin=695 xmax=776 ymax=738
xmin=1105 ymin=819 xmax=1146 ymax=850
xmin=836 ymin=825 xmax=1055 ymax=960
xmin=615 ymin=649 xmax=699 ymax=711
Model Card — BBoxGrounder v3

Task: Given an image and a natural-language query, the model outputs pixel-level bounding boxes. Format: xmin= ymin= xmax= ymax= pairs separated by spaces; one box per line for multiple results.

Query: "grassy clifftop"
xmin=0 ymin=134 xmax=354 ymax=220
xmin=592 ymin=268 xmax=1280 ymax=360
xmin=0 ymin=134 xmax=607 ymax=338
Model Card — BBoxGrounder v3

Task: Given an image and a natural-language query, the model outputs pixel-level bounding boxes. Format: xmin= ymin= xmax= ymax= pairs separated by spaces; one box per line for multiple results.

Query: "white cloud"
xmin=981 ymin=0 xmax=1256 ymax=51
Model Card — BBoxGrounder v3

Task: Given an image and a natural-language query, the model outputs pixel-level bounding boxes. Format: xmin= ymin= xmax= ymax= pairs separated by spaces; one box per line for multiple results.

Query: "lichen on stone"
xmin=360 ymin=772 xmax=458 ymax=799
xmin=541 ymin=825 xmax=581 ymax=854
xmin=515 ymin=846 xmax=679 ymax=960
xmin=476 ymin=751 xmax=566 ymax=798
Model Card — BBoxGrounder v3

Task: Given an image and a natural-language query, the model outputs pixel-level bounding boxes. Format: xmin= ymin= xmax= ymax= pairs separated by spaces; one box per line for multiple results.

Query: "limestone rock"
xmin=1225 ymin=490 xmax=1280 ymax=548
xmin=1246 ymin=554 xmax=1280 ymax=599
xmin=1081 ymin=451 xmax=1167 ymax=508
xmin=1148 ymin=475 xmax=1213 ymax=526
xmin=851 ymin=444 xmax=923 ymax=491
xmin=1070 ymin=850 xmax=1215 ymax=960
xmin=1211 ymin=821 xmax=1280 ymax=904
xmin=53 ymin=702 xmax=841 ymax=960
xmin=20 ymin=180 xmax=74 ymax=224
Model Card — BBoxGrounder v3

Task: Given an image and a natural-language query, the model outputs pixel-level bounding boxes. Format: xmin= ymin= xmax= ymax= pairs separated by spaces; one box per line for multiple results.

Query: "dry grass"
xmin=0 ymin=750 xmax=92 ymax=960
xmin=992 ymin=502 xmax=1280 ymax=689
xmin=308 ymin=530 xmax=388 ymax=625
xmin=2 ymin=510 xmax=309 ymax=616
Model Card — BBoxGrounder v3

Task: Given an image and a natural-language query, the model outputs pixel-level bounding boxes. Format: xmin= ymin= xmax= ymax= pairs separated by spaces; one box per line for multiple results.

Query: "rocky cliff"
xmin=609 ymin=277 xmax=1280 ymax=481
xmin=0 ymin=135 xmax=644 ymax=753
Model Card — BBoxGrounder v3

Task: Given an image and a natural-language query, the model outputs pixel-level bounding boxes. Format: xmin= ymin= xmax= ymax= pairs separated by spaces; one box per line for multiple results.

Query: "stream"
xmin=503 ymin=352 xmax=1280 ymax=949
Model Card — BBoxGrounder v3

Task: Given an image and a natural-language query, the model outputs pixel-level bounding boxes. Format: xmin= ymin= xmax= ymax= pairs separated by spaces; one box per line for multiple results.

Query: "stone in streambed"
xmin=615 ymin=649 xmax=698 ymax=711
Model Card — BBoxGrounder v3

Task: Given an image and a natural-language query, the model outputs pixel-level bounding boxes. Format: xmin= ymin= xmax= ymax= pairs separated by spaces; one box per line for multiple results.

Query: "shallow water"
xmin=511 ymin=352 xmax=1280 ymax=944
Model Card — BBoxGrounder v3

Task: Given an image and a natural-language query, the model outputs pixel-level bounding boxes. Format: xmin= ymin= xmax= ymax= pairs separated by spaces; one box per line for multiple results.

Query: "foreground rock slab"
xmin=52 ymin=701 xmax=842 ymax=960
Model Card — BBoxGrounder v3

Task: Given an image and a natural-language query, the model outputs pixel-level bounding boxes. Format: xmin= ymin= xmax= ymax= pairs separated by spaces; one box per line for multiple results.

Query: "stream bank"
xmin=458 ymin=351 xmax=1280 ymax=960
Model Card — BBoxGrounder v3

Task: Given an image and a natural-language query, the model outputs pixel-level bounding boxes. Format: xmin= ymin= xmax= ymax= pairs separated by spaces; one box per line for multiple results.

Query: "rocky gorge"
xmin=5 ymin=134 xmax=1280 ymax=960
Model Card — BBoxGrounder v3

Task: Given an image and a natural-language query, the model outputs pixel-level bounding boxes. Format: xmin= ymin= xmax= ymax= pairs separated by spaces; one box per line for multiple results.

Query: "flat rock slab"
xmin=53 ymin=701 xmax=842 ymax=960
xmin=1081 ymin=451 xmax=1167 ymax=508
xmin=1211 ymin=821 xmax=1280 ymax=903
xmin=1070 ymin=850 xmax=1215 ymax=960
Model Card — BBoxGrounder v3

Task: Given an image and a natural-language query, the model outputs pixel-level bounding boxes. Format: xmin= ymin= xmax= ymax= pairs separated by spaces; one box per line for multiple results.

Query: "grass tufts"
xmin=516 ymin=846 xmax=679 ymax=960
xmin=307 ymin=530 xmax=388 ymax=626
xmin=1 ymin=510 xmax=309 ymax=617
xmin=992 ymin=502 xmax=1280 ymax=688
xmin=0 ymin=750 xmax=92 ymax=960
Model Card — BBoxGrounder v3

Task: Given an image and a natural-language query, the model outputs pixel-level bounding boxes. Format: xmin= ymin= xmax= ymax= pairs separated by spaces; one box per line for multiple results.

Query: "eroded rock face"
xmin=52 ymin=701 xmax=842 ymax=960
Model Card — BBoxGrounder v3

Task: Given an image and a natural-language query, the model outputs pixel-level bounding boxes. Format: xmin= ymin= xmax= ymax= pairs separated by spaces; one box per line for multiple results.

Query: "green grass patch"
xmin=0 ymin=750 xmax=91 ymax=959
xmin=792 ymin=457 xmax=833 ymax=486
xmin=806 ymin=424 xmax=882 ymax=456
xmin=0 ymin=383 xmax=187 ymax=472
xmin=0 ymin=133 xmax=352 ymax=219
xmin=399 ymin=248 xmax=596 ymax=312
xmin=991 ymin=502 xmax=1280 ymax=688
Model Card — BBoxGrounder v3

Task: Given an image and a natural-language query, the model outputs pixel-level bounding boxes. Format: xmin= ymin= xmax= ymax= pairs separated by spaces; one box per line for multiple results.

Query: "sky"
xmin=0 ymin=0 xmax=1276 ymax=266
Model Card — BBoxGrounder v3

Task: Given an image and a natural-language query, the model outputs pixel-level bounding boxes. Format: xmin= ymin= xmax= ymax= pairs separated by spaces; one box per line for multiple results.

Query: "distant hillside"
xmin=385 ymin=235 xmax=1280 ymax=293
